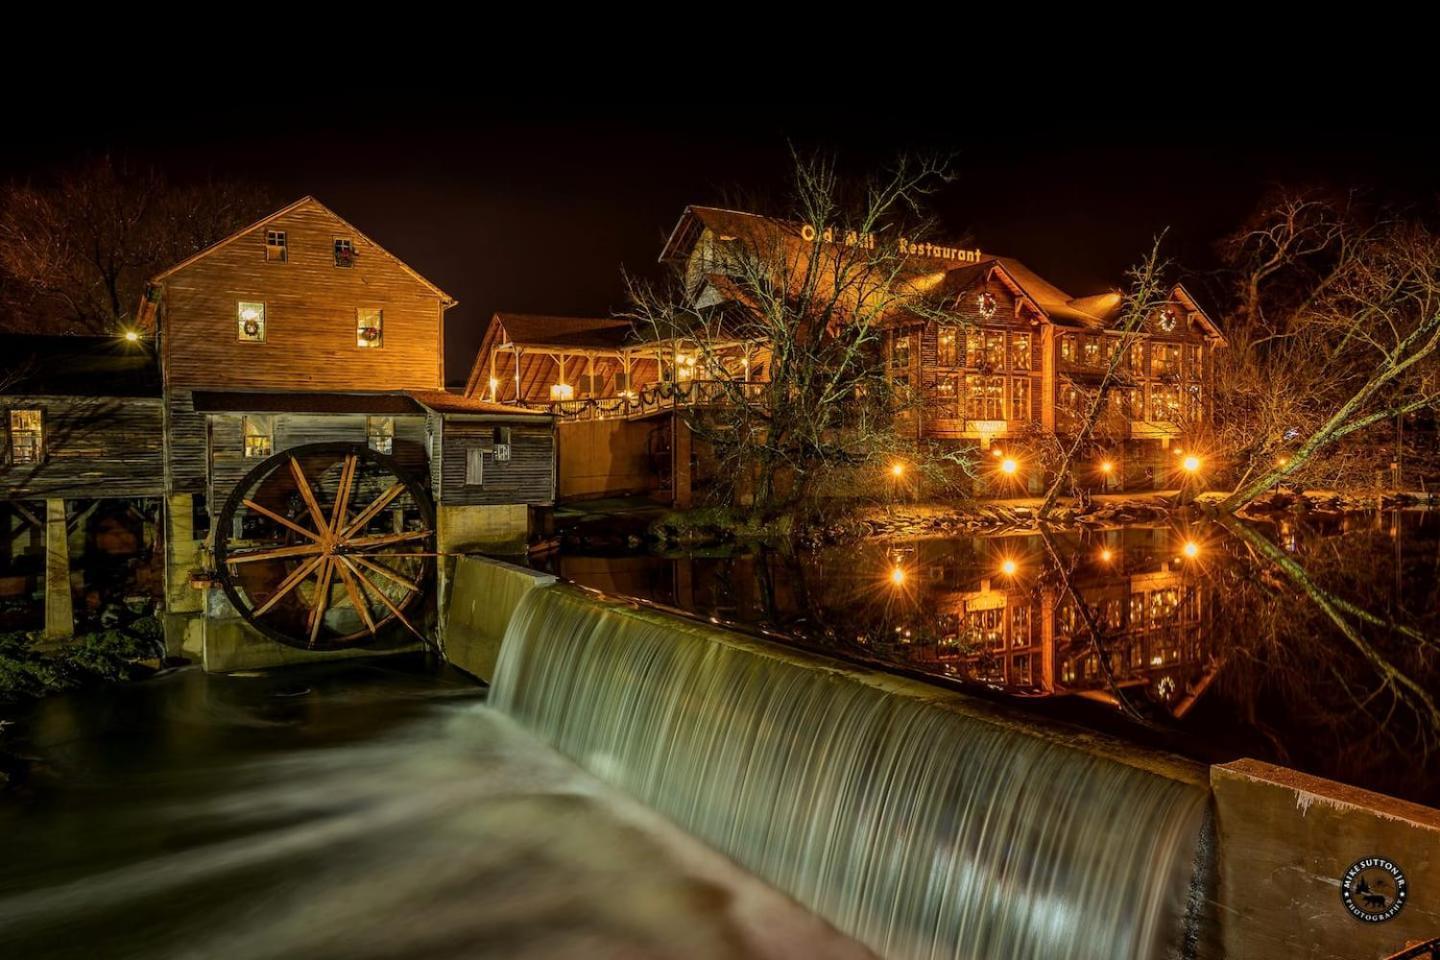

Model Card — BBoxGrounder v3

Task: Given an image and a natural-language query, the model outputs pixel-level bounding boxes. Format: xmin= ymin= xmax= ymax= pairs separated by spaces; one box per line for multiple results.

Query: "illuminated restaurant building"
xmin=465 ymin=206 xmax=1226 ymax=495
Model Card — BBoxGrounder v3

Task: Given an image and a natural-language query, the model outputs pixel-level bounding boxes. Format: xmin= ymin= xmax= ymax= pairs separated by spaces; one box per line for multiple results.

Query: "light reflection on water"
xmin=552 ymin=510 xmax=1440 ymax=806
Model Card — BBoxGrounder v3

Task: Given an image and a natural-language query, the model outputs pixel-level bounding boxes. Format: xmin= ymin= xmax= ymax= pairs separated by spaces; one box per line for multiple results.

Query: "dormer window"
xmin=356 ymin=307 xmax=383 ymax=348
xmin=334 ymin=238 xmax=355 ymax=267
xmin=237 ymin=301 xmax=266 ymax=342
xmin=265 ymin=230 xmax=287 ymax=262
xmin=8 ymin=409 xmax=42 ymax=464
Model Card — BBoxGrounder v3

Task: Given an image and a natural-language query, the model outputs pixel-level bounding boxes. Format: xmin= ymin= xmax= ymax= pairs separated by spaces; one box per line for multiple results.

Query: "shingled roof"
xmin=0 ymin=334 xmax=162 ymax=397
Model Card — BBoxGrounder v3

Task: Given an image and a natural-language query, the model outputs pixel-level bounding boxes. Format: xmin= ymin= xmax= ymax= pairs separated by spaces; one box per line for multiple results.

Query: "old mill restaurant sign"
xmin=800 ymin=224 xmax=984 ymax=264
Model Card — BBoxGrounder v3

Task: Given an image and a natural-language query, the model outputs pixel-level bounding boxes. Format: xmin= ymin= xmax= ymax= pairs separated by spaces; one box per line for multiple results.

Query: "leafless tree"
xmin=626 ymin=152 xmax=976 ymax=516
xmin=0 ymin=156 xmax=274 ymax=335
xmin=1210 ymin=191 xmax=1440 ymax=511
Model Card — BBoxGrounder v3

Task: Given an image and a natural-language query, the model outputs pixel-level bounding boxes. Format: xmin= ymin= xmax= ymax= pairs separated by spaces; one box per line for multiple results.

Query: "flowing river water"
xmin=0 ymin=663 xmax=868 ymax=959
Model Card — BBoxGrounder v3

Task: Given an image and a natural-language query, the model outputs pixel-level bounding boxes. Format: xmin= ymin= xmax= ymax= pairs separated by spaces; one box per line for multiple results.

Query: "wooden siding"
xmin=206 ymin=413 xmax=427 ymax=509
xmin=438 ymin=421 xmax=554 ymax=506
xmin=159 ymin=200 xmax=446 ymax=395
xmin=0 ymin=396 xmax=164 ymax=499
xmin=166 ymin=390 xmax=209 ymax=495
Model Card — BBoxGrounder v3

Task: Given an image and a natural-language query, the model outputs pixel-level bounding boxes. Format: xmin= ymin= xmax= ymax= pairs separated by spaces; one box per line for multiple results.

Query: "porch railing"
xmin=518 ymin=380 xmax=768 ymax=422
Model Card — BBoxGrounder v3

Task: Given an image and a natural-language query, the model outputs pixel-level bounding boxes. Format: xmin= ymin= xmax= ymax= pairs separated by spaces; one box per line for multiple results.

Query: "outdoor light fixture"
xmin=1000 ymin=457 xmax=1018 ymax=475
xmin=890 ymin=462 xmax=905 ymax=478
xmin=1182 ymin=455 xmax=1201 ymax=473
xmin=990 ymin=447 xmax=1002 ymax=458
xmin=1000 ymin=559 xmax=1018 ymax=576
xmin=123 ymin=330 xmax=140 ymax=343
xmin=1100 ymin=548 xmax=1114 ymax=562
xmin=550 ymin=383 xmax=575 ymax=401
xmin=889 ymin=565 xmax=906 ymax=586
xmin=488 ymin=377 xmax=500 ymax=398
xmin=1100 ymin=460 xmax=1114 ymax=474
xmin=1182 ymin=540 xmax=1200 ymax=558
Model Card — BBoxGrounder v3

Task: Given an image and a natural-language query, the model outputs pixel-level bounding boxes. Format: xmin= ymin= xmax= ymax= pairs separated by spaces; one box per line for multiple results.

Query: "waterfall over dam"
xmin=489 ymin=582 xmax=1212 ymax=960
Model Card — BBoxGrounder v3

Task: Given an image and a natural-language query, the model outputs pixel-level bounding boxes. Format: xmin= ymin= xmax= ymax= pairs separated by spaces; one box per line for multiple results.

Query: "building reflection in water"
xmin=559 ymin=525 xmax=1216 ymax=719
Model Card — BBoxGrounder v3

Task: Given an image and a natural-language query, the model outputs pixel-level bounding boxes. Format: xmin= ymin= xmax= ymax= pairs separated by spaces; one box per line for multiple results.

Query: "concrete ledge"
xmin=1212 ymin=758 xmax=1440 ymax=959
xmin=200 ymin=589 xmax=422 ymax=673
xmin=443 ymin=556 xmax=556 ymax=683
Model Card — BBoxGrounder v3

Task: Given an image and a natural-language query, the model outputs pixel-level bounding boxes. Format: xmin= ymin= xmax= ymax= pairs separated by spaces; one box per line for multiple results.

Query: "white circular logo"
xmin=1341 ymin=857 xmax=1406 ymax=922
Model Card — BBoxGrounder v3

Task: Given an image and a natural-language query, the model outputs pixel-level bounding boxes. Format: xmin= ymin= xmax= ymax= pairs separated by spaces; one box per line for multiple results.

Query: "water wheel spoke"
xmin=333 ymin=556 xmax=378 ymax=635
xmin=340 ymin=482 xmax=406 ymax=540
xmin=218 ymin=442 xmax=435 ymax=651
xmin=345 ymin=529 xmax=432 ymax=551
xmin=308 ymin=558 xmax=336 ymax=647
xmin=288 ymin=456 xmax=331 ymax=535
xmin=227 ymin=542 xmax=325 ymax=565
xmin=328 ymin=454 xmax=358 ymax=535
xmin=343 ymin=557 xmax=425 ymax=642
xmin=242 ymin=498 xmax=322 ymax=542
xmin=351 ymin=555 xmax=422 ymax=593
xmin=252 ymin=554 xmax=326 ymax=617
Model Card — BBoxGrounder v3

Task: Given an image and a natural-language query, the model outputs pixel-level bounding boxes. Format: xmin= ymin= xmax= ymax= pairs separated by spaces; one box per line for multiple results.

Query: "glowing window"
xmin=237 ymin=302 xmax=266 ymax=342
xmin=1011 ymin=377 xmax=1030 ymax=422
xmin=965 ymin=375 xmax=1004 ymax=420
xmin=8 ymin=409 xmax=42 ymax=464
xmin=357 ymin=308 xmax=383 ymax=348
xmin=984 ymin=331 xmax=1005 ymax=368
xmin=937 ymin=326 xmax=959 ymax=366
xmin=1011 ymin=333 xmax=1031 ymax=371
xmin=243 ymin=416 xmax=273 ymax=458
xmin=366 ymin=416 xmax=394 ymax=454
xmin=934 ymin=376 xmax=960 ymax=418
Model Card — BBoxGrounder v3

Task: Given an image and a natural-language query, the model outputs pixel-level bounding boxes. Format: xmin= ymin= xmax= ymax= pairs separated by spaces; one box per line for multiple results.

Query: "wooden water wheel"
xmin=213 ymin=442 xmax=436 ymax=651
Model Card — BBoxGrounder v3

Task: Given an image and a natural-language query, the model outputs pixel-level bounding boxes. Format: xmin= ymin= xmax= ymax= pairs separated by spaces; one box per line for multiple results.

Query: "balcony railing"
xmin=515 ymin=380 xmax=768 ymax=422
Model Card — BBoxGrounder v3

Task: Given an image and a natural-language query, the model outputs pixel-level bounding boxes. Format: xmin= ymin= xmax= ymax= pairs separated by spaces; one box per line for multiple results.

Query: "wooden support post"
xmin=672 ymin=412 xmax=693 ymax=509
xmin=43 ymin=498 xmax=74 ymax=641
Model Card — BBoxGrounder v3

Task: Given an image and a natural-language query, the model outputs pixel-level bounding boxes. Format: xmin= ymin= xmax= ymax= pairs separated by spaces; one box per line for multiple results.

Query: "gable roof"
xmin=1173 ymin=283 xmax=1226 ymax=343
xmin=489 ymin=313 xmax=634 ymax=350
xmin=0 ymin=334 xmax=162 ymax=397
xmin=662 ymin=204 xmax=1224 ymax=341
xmin=148 ymin=196 xmax=457 ymax=306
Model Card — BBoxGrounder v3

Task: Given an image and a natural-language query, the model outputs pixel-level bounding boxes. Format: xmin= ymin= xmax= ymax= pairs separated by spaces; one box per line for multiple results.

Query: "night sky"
xmin=7 ymin=98 xmax=1438 ymax=385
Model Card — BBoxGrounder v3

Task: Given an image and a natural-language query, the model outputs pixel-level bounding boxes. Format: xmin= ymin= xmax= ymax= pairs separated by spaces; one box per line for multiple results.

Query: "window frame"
xmin=333 ymin=237 xmax=356 ymax=268
xmin=1011 ymin=332 xmax=1031 ymax=371
xmin=356 ymin=307 xmax=384 ymax=349
xmin=237 ymin=301 xmax=267 ymax=343
xmin=965 ymin=374 xmax=1005 ymax=421
xmin=242 ymin=415 xmax=274 ymax=459
xmin=8 ymin=408 xmax=43 ymax=464
xmin=366 ymin=415 xmax=394 ymax=454
xmin=937 ymin=325 xmax=959 ymax=367
xmin=265 ymin=230 xmax=288 ymax=263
